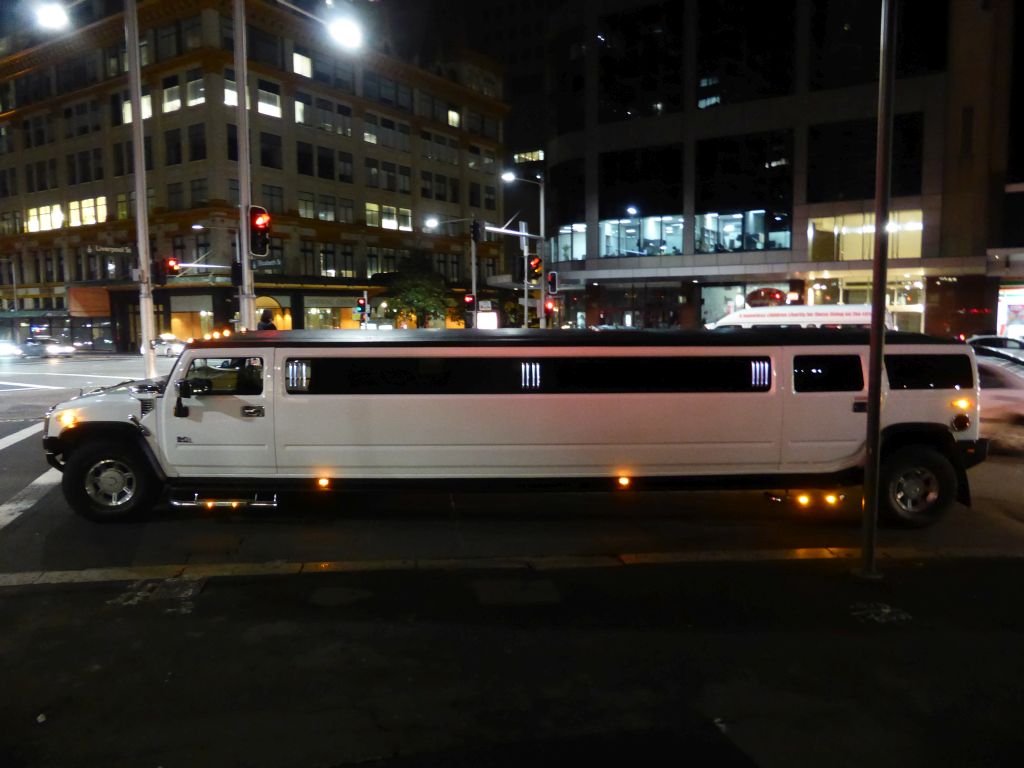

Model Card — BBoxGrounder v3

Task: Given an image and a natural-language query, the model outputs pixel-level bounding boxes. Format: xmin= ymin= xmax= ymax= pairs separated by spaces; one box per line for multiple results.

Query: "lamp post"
xmin=37 ymin=0 xmax=157 ymax=377
xmin=502 ymin=172 xmax=546 ymax=328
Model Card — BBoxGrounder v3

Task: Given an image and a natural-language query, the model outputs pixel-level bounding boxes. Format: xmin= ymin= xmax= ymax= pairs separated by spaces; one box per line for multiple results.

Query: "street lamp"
xmin=502 ymin=171 xmax=546 ymax=328
xmin=36 ymin=0 xmax=157 ymax=377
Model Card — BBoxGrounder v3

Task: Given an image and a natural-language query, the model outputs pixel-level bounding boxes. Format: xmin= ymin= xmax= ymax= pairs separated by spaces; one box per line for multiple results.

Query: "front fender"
xmin=46 ymin=424 xmax=167 ymax=482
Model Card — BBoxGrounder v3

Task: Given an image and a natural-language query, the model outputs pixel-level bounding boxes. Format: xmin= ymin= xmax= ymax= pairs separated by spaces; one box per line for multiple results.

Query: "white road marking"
xmin=0 ymin=468 xmax=61 ymax=531
xmin=0 ymin=380 xmax=64 ymax=390
xmin=0 ymin=422 xmax=44 ymax=452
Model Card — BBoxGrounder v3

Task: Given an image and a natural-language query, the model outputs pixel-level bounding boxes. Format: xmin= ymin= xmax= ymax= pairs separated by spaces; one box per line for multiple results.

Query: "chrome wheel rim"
xmin=889 ymin=467 xmax=939 ymax=515
xmin=84 ymin=459 xmax=136 ymax=508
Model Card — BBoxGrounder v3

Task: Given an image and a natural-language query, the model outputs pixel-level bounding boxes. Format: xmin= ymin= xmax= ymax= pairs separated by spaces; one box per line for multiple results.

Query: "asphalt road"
xmin=1 ymin=354 xmax=1023 ymax=767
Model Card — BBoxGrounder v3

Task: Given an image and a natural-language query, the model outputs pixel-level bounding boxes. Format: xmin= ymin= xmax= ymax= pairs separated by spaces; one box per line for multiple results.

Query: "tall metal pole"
xmin=537 ymin=181 xmax=546 ymax=329
xmin=470 ymin=234 xmax=477 ymax=328
xmin=520 ymin=221 xmax=530 ymax=328
xmin=859 ymin=0 xmax=898 ymax=580
xmin=126 ymin=0 xmax=156 ymax=378
xmin=233 ymin=0 xmax=256 ymax=329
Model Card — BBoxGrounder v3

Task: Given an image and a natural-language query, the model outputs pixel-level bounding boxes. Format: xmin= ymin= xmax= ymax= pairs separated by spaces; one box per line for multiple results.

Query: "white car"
xmin=978 ymin=358 xmax=1024 ymax=423
xmin=967 ymin=335 xmax=1024 ymax=365
xmin=141 ymin=337 xmax=187 ymax=357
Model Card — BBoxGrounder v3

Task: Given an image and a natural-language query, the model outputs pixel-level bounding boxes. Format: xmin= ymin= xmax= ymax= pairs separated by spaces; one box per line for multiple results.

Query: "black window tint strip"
xmin=794 ymin=355 xmax=864 ymax=392
xmin=285 ymin=356 xmax=772 ymax=395
xmin=885 ymin=354 xmax=973 ymax=390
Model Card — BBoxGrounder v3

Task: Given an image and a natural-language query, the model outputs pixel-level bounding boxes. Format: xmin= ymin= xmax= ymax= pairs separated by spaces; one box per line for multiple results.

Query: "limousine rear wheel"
xmin=880 ymin=446 xmax=956 ymax=528
xmin=62 ymin=441 xmax=157 ymax=522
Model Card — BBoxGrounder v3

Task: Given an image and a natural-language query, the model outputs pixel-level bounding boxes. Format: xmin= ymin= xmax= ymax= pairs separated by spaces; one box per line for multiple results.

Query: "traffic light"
xmin=470 ymin=219 xmax=482 ymax=242
xmin=355 ymin=296 xmax=366 ymax=315
xmin=152 ymin=258 xmax=166 ymax=286
xmin=166 ymin=257 xmax=180 ymax=277
xmin=250 ymin=205 xmax=271 ymax=256
xmin=544 ymin=298 xmax=555 ymax=315
xmin=546 ymin=270 xmax=559 ymax=295
xmin=464 ymin=293 xmax=476 ymax=311
xmin=527 ymin=255 xmax=543 ymax=282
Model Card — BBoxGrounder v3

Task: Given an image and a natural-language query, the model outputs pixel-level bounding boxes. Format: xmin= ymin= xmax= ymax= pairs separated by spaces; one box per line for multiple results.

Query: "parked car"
xmin=967 ymin=335 xmax=1024 ymax=365
xmin=141 ymin=336 xmax=187 ymax=357
xmin=21 ymin=336 xmax=76 ymax=358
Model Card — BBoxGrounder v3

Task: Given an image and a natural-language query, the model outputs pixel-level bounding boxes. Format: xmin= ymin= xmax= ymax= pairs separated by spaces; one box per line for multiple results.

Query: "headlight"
xmin=45 ymin=344 xmax=61 ymax=355
xmin=57 ymin=410 xmax=78 ymax=429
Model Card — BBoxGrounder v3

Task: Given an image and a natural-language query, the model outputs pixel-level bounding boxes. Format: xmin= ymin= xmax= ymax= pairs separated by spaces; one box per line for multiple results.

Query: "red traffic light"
xmin=252 ymin=210 xmax=271 ymax=229
xmin=464 ymin=293 xmax=476 ymax=306
xmin=544 ymin=298 xmax=555 ymax=313
xmin=166 ymin=257 xmax=180 ymax=273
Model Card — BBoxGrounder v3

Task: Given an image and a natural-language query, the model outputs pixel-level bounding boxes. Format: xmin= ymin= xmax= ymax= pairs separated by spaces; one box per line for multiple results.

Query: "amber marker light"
xmin=222 ymin=330 xmax=232 ymax=337
xmin=796 ymin=494 xmax=811 ymax=507
xmin=212 ymin=331 xmax=221 ymax=339
xmin=317 ymin=477 xmax=330 ymax=489
xmin=205 ymin=501 xmax=215 ymax=509
xmin=951 ymin=398 xmax=971 ymax=411
xmin=824 ymin=494 xmax=838 ymax=506
xmin=617 ymin=476 xmax=631 ymax=489
xmin=57 ymin=410 xmax=77 ymax=429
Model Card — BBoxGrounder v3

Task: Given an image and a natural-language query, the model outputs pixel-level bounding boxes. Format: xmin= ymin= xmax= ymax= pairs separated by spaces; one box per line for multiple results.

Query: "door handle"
xmin=852 ymin=400 xmax=868 ymax=413
xmin=241 ymin=405 xmax=265 ymax=417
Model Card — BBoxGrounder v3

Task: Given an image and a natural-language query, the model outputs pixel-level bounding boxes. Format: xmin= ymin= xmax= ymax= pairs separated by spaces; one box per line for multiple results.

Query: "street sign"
xmin=479 ymin=300 xmax=493 ymax=311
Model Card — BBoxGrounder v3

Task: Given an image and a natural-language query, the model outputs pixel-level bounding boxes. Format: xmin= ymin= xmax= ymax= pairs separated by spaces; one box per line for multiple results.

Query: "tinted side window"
xmin=185 ymin=357 xmax=264 ymax=395
xmin=793 ymin=355 xmax=863 ymax=392
xmin=885 ymin=354 xmax=973 ymax=390
xmin=284 ymin=356 xmax=773 ymax=395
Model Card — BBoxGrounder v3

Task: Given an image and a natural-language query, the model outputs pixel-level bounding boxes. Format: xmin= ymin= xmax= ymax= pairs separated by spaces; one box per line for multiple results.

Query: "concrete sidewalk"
xmin=2 ymin=557 xmax=1023 ymax=767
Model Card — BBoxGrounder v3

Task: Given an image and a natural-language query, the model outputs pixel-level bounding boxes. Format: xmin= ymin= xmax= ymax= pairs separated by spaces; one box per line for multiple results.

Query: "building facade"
xmin=0 ymin=0 xmax=506 ymax=349
xmin=527 ymin=0 xmax=1016 ymax=336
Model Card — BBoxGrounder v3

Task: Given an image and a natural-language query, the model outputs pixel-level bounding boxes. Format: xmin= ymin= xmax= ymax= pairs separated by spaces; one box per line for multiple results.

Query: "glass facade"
xmin=808 ymin=210 xmax=923 ymax=261
xmin=600 ymin=215 xmax=684 ymax=258
xmin=551 ymin=224 xmax=587 ymax=263
xmin=695 ymin=210 xmax=791 ymax=253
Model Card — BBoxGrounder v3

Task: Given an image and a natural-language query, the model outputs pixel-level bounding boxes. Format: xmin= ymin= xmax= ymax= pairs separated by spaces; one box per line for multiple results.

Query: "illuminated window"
xmin=122 ymin=94 xmax=153 ymax=123
xmin=293 ymin=52 xmax=312 ymax=78
xmin=398 ymin=207 xmax=412 ymax=231
xmin=447 ymin=109 xmax=460 ymax=128
xmin=381 ymin=205 xmax=398 ymax=230
xmin=186 ymin=71 xmax=205 ymax=106
xmin=256 ymin=80 xmax=281 ymax=118
xmin=224 ymin=75 xmax=237 ymax=106
xmin=808 ymin=210 xmax=923 ymax=262
xmin=365 ymin=202 xmax=380 ymax=227
xmin=513 ymin=150 xmax=545 ymax=164
xmin=162 ymin=76 xmax=181 ymax=113
xmin=25 ymin=204 xmax=64 ymax=232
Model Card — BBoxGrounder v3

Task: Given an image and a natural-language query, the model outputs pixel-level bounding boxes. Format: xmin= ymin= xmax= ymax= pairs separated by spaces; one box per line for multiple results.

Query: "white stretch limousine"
xmin=43 ymin=329 xmax=987 ymax=527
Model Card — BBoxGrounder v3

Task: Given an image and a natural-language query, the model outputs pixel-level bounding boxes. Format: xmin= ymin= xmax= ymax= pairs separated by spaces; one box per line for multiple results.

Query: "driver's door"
xmin=162 ymin=352 xmax=275 ymax=476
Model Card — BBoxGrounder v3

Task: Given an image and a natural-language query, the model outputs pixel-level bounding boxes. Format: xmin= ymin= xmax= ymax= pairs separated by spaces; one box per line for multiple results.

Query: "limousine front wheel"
xmin=880 ymin=446 xmax=956 ymax=528
xmin=62 ymin=441 xmax=157 ymax=522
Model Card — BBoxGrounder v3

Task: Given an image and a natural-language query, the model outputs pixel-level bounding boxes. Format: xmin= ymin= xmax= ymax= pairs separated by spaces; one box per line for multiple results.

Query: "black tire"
xmin=61 ymin=440 xmax=158 ymax=522
xmin=879 ymin=445 xmax=957 ymax=528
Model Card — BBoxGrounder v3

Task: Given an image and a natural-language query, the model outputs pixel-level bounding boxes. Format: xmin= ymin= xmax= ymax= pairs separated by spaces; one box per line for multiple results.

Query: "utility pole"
xmin=233 ymin=0 xmax=256 ymax=329
xmin=126 ymin=0 xmax=156 ymax=378
xmin=520 ymin=221 xmax=530 ymax=328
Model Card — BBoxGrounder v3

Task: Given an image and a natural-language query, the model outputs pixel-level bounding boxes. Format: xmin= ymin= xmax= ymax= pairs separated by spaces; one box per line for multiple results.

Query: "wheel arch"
xmin=880 ymin=423 xmax=969 ymax=507
xmin=58 ymin=423 xmax=167 ymax=482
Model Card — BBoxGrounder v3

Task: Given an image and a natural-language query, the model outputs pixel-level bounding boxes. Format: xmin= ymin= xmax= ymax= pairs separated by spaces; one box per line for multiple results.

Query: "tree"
xmin=380 ymin=254 xmax=451 ymax=329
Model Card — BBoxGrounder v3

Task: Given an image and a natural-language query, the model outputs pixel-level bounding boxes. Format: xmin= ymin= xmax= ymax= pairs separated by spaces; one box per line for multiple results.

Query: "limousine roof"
xmin=190 ymin=328 xmax=961 ymax=350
